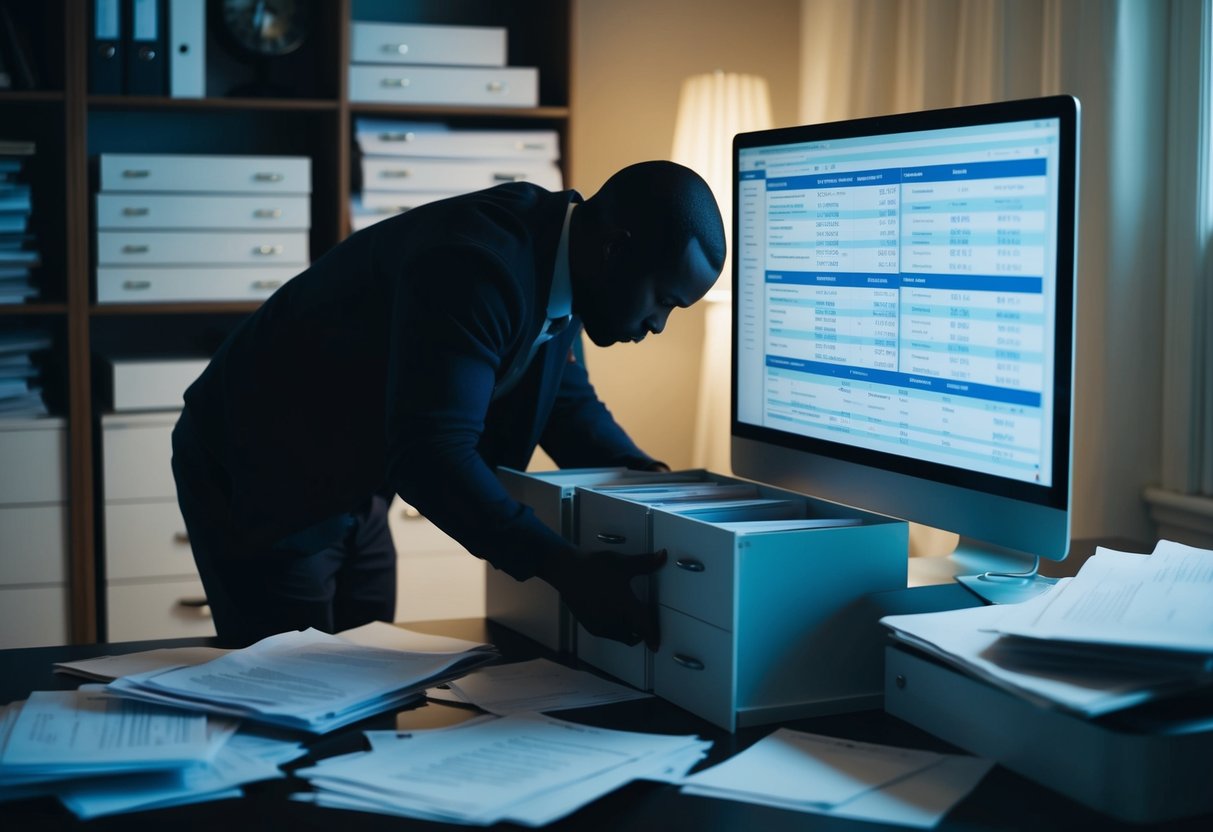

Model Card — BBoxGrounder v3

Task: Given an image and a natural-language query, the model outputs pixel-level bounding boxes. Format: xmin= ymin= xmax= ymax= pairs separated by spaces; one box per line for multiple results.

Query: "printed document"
xmin=426 ymin=657 xmax=651 ymax=714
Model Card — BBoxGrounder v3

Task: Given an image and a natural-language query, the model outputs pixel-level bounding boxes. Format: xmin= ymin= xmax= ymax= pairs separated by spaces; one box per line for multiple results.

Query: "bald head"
xmin=571 ymin=161 xmax=726 ymax=347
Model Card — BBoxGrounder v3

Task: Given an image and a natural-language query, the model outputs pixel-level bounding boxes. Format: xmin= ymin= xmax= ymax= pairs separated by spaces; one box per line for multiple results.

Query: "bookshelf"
xmin=0 ymin=0 xmax=573 ymax=643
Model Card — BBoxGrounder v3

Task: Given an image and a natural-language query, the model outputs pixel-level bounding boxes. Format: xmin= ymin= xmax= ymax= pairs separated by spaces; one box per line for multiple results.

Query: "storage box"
xmin=101 ymin=357 xmax=208 ymax=413
xmin=348 ymin=64 xmax=539 ymax=107
xmin=350 ymin=21 xmax=507 ymax=67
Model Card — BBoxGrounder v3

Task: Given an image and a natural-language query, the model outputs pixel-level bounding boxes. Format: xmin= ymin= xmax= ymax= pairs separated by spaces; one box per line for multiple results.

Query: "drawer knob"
xmin=380 ymin=169 xmax=411 ymax=179
xmin=596 ymin=532 xmax=626 ymax=545
xmin=253 ymin=208 xmax=283 ymax=219
xmin=382 ymin=43 xmax=409 ymax=55
xmin=379 ymin=131 xmax=415 ymax=143
xmin=121 ymin=169 xmax=151 ymax=178
xmin=253 ymin=245 xmax=284 ymax=256
xmin=381 ymin=77 xmax=411 ymax=88
xmin=486 ymin=81 xmax=507 ymax=93
xmin=251 ymin=280 xmax=283 ymax=290
xmin=675 ymin=558 xmax=705 ymax=572
xmin=122 ymin=280 xmax=151 ymax=290
xmin=122 ymin=244 xmax=149 ymax=254
xmin=492 ymin=172 xmax=526 ymax=182
xmin=177 ymin=597 xmax=211 ymax=617
xmin=172 ymin=532 xmax=190 ymax=544
xmin=673 ymin=654 xmax=705 ymax=671
xmin=121 ymin=206 xmax=150 ymax=216
xmin=253 ymin=172 xmax=285 ymax=183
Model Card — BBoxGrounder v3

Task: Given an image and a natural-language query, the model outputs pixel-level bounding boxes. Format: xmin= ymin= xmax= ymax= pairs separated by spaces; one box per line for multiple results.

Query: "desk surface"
xmin=1 ymin=617 xmax=1208 ymax=832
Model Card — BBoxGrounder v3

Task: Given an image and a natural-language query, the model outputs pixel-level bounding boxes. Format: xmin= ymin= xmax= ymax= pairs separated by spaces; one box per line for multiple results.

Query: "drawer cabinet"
xmin=349 ymin=21 xmax=507 ymax=67
xmin=100 ymin=412 xmax=215 ymax=641
xmin=0 ymin=419 xmax=69 ymax=648
xmin=97 ymin=266 xmax=300 ymax=303
xmin=361 ymin=158 xmax=563 ymax=194
xmin=96 ymin=193 xmax=311 ymax=231
xmin=100 ymin=154 xmax=311 ymax=194
xmin=348 ymin=64 xmax=539 ymax=107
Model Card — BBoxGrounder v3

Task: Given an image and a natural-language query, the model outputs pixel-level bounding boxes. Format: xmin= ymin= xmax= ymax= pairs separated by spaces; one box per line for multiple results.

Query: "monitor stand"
xmin=950 ymin=538 xmax=1058 ymax=605
xmin=906 ymin=538 xmax=1059 ymax=605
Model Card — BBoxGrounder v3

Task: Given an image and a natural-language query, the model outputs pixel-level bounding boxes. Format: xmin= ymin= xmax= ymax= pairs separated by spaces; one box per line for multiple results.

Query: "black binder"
xmin=124 ymin=0 xmax=165 ymax=96
xmin=88 ymin=0 xmax=123 ymax=94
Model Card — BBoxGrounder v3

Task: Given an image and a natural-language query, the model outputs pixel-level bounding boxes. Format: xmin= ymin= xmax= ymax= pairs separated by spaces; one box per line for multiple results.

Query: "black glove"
xmin=539 ymin=548 xmax=666 ymax=650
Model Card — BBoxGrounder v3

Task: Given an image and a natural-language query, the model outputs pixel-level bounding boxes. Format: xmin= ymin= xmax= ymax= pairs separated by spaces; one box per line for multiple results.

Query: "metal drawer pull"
xmin=253 ymin=208 xmax=282 ymax=218
xmin=122 ymin=206 xmax=149 ymax=216
xmin=253 ymin=172 xmax=284 ymax=182
xmin=486 ymin=81 xmax=506 ymax=92
xmin=673 ymin=654 xmax=705 ymax=671
xmin=122 ymin=169 xmax=150 ymax=178
xmin=675 ymin=558 xmax=705 ymax=572
xmin=382 ymin=43 xmax=410 ymax=55
xmin=253 ymin=245 xmax=284 ymax=255
xmin=122 ymin=244 xmax=149 ymax=254
xmin=379 ymin=131 xmax=415 ymax=142
xmin=380 ymin=169 xmax=410 ymax=178
xmin=177 ymin=597 xmax=211 ymax=617
xmin=173 ymin=532 xmax=190 ymax=544
xmin=251 ymin=280 xmax=282 ymax=290
xmin=381 ymin=77 xmax=411 ymax=88
xmin=596 ymin=532 xmax=626 ymax=545
xmin=122 ymin=280 xmax=151 ymax=290
xmin=492 ymin=173 xmax=526 ymax=182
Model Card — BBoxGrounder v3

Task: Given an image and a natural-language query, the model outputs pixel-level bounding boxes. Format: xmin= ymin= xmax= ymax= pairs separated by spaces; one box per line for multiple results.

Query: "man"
xmin=171 ymin=160 xmax=725 ymax=648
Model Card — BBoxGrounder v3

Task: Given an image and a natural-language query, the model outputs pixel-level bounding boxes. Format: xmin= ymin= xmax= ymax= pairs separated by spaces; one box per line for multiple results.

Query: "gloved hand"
xmin=538 ymin=547 xmax=666 ymax=650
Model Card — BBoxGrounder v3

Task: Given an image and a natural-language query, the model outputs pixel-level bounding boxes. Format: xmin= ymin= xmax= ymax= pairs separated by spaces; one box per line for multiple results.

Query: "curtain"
xmin=799 ymin=0 xmax=1204 ymax=544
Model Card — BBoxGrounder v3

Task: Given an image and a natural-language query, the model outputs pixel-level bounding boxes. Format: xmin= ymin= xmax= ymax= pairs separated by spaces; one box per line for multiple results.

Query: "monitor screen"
xmin=731 ymin=96 xmax=1079 ymax=578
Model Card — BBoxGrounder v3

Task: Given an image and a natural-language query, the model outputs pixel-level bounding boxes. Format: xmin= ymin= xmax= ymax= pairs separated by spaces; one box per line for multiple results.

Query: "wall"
xmin=567 ymin=0 xmax=802 ymax=471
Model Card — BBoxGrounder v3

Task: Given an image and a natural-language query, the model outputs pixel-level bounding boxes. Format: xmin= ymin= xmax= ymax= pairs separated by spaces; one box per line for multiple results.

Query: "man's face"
xmin=577 ymin=235 xmax=720 ymax=348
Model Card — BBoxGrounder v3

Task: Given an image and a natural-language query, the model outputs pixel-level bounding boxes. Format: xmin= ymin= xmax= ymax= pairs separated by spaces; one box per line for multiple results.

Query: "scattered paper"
xmin=426 ymin=658 xmax=651 ymax=714
xmin=53 ymin=647 xmax=231 ymax=683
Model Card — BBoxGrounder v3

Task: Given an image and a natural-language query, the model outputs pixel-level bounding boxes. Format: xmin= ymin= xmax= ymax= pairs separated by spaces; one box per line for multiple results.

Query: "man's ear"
xmin=602 ymin=227 xmax=632 ymax=263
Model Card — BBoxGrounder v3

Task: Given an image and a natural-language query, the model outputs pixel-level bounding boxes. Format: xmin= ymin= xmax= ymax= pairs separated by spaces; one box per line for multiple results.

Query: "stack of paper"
xmin=881 ymin=540 xmax=1213 ymax=716
xmin=681 ymin=728 xmax=993 ymax=828
xmin=106 ymin=627 xmax=499 ymax=733
xmin=0 ymin=688 xmax=305 ymax=818
xmin=294 ymin=711 xmax=710 ymax=826
xmin=426 ymin=657 xmax=652 ymax=714
xmin=0 ymin=139 xmax=39 ymax=305
xmin=0 ymin=329 xmax=50 ymax=418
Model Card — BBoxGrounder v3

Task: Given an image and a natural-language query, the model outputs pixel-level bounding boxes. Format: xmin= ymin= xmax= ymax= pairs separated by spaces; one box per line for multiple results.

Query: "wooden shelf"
xmin=0 ymin=303 xmax=69 ymax=315
xmin=90 ymin=302 xmax=263 ymax=316
xmin=86 ymin=95 xmax=340 ymax=112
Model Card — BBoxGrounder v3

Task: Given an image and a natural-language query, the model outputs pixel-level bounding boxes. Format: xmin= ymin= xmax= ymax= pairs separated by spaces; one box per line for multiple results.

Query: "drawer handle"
xmin=253 ymin=245 xmax=284 ymax=256
xmin=381 ymin=77 xmax=412 ymax=88
xmin=172 ymin=532 xmax=190 ymax=544
xmin=486 ymin=81 xmax=507 ymax=93
xmin=380 ymin=169 xmax=410 ymax=179
xmin=253 ymin=208 xmax=283 ymax=219
xmin=378 ymin=131 xmax=415 ymax=143
xmin=382 ymin=43 xmax=410 ymax=56
xmin=400 ymin=503 xmax=422 ymax=519
xmin=596 ymin=532 xmax=627 ymax=545
xmin=253 ymin=172 xmax=285 ymax=183
xmin=251 ymin=280 xmax=282 ymax=290
xmin=122 ymin=244 xmax=149 ymax=254
xmin=122 ymin=279 xmax=151 ymax=290
xmin=492 ymin=172 xmax=526 ymax=182
xmin=673 ymin=654 xmax=705 ymax=671
xmin=121 ymin=206 xmax=150 ymax=216
xmin=177 ymin=597 xmax=211 ymax=617
xmin=675 ymin=558 xmax=705 ymax=572
xmin=122 ymin=169 xmax=151 ymax=178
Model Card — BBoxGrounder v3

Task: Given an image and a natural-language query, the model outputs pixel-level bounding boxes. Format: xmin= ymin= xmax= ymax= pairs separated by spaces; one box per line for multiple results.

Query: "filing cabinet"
xmin=348 ymin=64 xmax=539 ymax=108
xmin=0 ymin=418 xmax=69 ymax=648
xmin=100 ymin=412 xmax=215 ymax=641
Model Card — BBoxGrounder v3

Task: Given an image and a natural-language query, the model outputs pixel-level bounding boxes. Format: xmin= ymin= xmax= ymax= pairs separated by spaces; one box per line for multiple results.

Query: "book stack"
xmin=352 ymin=118 xmax=562 ymax=231
xmin=348 ymin=20 xmax=538 ymax=107
xmin=0 ymin=328 xmax=50 ymax=418
xmin=0 ymin=139 xmax=38 ymax=304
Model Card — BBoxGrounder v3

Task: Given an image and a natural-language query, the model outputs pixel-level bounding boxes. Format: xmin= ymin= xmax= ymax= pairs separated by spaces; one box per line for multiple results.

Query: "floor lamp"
xmin=671 ymin=71 xmax=772 ymax=471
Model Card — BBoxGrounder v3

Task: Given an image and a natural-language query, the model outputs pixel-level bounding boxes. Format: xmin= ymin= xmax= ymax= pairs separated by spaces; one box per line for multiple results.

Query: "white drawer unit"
xmin=97 ymin=266 xmax=300 ymax=303
xmin=100 ymin=411 xmax=215 ymax=641
xmin=361 ymin=157 xmax=563 ymax=193
xmin=103 ymin=357 xmax=208 ymax=412
xmin=350 ymin=21 xmax=507 ymax=67
xmin=355 ymin=120 xmax=559 ymax=160
xmin=349 ymin=64 xmax=539 ymax=107
xmin=99 ymin=154 xmax=311 ymax=194
xmin=97 ymin=230 xmax=310 ymax=266
xmin=0 ymin=418 xmax=69 ymax=649
xmin=96 ymin=193 xmax=312 ymax=230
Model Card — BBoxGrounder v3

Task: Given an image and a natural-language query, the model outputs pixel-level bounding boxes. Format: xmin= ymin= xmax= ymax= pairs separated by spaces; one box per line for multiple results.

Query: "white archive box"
xmin=96 ymin=193 xmax=312 ymax=230
xmin=97 ymin=266 xmax=300 ymax=303
xmin=361 ymin=157 xmax=563 ymax=193
xmin=349 ymin=64 xmax=539 ymax=107
xmin=96 ymin=231 xmax=310 ymax=266
xmin=99 ymin=154 xmax=311 ymax=194
xmin=101 ymin=357 xmax=209 ymax=412
xmin=355 ymin=119 xmax=560 ymax=160
xmin=350 ymin=21 xmax=507 ymax=67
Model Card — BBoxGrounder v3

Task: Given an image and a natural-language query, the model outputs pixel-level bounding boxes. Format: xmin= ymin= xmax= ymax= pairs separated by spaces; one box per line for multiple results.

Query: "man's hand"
xmin=539 ymin=548 xmax=666 ymax=650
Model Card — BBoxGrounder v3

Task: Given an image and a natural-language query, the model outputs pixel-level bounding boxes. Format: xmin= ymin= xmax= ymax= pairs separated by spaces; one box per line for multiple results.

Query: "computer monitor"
xmin=731 ymin=96 xmax=1080 ymax=603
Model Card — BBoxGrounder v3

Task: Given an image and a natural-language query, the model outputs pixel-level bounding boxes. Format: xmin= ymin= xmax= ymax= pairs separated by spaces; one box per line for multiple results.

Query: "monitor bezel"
xmin=731 ymin=95 xmax=1079 ymax=517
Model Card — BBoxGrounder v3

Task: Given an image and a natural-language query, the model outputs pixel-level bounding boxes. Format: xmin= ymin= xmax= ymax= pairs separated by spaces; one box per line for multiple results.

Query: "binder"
xmin=89 ymin=0 xmax=123 ymax=94
xmin=167 ymin=0 xmax=204 ymax=98
xmin=124 ymin=0 xmax=165 ymax=96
